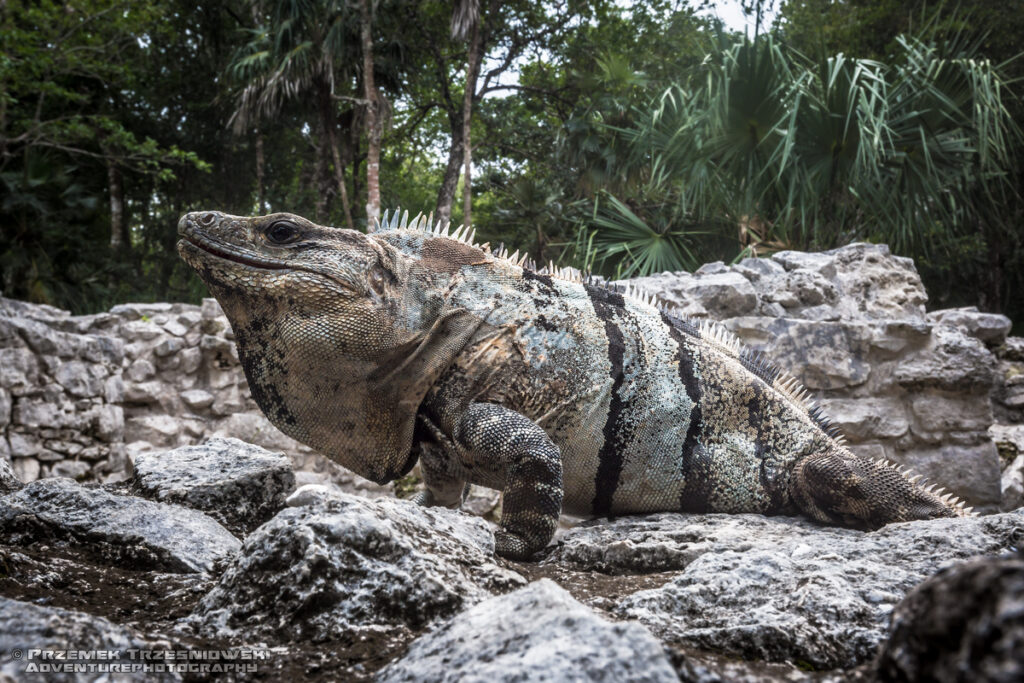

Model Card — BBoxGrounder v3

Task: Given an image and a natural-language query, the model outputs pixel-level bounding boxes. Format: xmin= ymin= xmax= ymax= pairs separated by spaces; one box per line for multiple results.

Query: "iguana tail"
xmin=789 ymin=449 xmax=972 ymax=528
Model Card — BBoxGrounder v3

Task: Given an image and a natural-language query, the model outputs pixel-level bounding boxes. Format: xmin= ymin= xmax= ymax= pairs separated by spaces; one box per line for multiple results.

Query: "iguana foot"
xmin=410 ymin=485 xmax=468 ymax=509
xmin=495 ymin=529 xmax=538 ymax=561
xmin=790 ymin=450 xmax=969 ymax=527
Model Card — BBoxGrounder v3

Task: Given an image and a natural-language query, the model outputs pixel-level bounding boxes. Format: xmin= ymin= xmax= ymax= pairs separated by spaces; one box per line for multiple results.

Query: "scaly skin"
xmin=177 ymin=210 xmax=969 ymax=560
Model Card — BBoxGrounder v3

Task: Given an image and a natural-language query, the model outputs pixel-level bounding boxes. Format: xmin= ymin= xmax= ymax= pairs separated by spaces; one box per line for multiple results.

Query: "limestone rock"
xmin=126 ymin=358 xmax=156 ymax=382
xmin=0 ymin=478 xmax=239 ymax=572
xmin=874 ymin=553 xmax=1024 ymax=683
xmin=378 ymin=579 xmax=678 ymax=683
xmin=817 ymin=397 xmax=909 ymax=440
xmin=774 ymin=269 xmax=839 ymax=309
xmin=909 ymin=394 xmax=993 ymax=434
xmin=50 ymin=459 xmax=91 ymax=480
xmin=736 ymin=255 xmax=786 ymax=282
xmin=124 ymin=415 xmax=181 ymax=446
xmin=210 ymin=412 xmax=307 ymax=453
xmin=189 ymin=489 xmax=525 ymax=642
xmin=0 ymin=456 xmax=20 ymax=492
xmin=0 ymin=387 xmax=9 ymax=429
xmin=131 ymin=437 xmax=295 ymax=535
xmin=54 ymin=360 xmax=103 ymax=398
xmin=95 ymin=404 xmax=125 ymax=442
xmin=0 ymin=347 xmax=40 ymax=392
xmin=684 ymin=271 xmax=759 ymax=317
xmin=180 ymin=389 xmax=214 ymax=410
xmin=0 ymin=597 xmax=180 ymax=682
xmin=552 ymin=511 xmax=1024 ymax=669
xmin=894 ymin=443 xmax=1001 ymax=509
xmin=990 ymin=424 xmax=1024 ymax=511
xmin=929 ymin=307 xmax=1013 ymax=346
xmin=894 ymin=325 xmax=997 ymax=391
xmin=725 ymin=317 xmax=871 ymax=389
xmin=772 ymin=249 xmax=839 ymax=278
xmin=11 ymin=457 xmax=39 ymax=484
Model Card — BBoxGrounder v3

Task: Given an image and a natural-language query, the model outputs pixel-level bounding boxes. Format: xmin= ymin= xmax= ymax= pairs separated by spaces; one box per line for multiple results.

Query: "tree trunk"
xmin=437 ymin=14 xmax=486 ymax=226
xmin=317 ymin=82 xmax=355 ymax=229
xmin=107 ymin=161 xmax=126 ymax=249
xmin=313 ymin=129 xmax=329 ymax=222
xmin=328 ymin=133 xmax=355 ymax=229
xmin=255 ymin=129 xmax=267 ymax=213
xmin=461 ymin=20 xmax=482 ymax=229
xmin=435 ymin=115 xmax=464 ymax=226
xmin=360 ymin=0 xmax=381 ymax=225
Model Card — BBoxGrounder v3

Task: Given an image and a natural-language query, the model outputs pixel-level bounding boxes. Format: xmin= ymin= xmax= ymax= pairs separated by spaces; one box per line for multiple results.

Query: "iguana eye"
xmin=266 ymin=220 xmax=301 ymax=245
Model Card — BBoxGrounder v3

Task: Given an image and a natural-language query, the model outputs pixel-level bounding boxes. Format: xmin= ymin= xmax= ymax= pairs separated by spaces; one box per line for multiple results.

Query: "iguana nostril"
xmin=201 ymin=212 xmax=217 ymax=225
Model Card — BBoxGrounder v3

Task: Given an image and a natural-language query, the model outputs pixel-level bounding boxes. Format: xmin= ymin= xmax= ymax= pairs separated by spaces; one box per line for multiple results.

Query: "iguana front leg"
xmin=412 ymin=417 xmax=469 ymax=509
xmin=460 ymin=403 xmax=563 ymax=560
xmin=422 ymin=401 xmax=563 ymax=560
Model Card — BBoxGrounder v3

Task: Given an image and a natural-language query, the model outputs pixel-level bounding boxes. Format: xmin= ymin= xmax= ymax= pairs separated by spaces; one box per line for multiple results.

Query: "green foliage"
xmin=1 ymin=0 xmax=1022 ymax=329
xmin=579 ymin=29 xmax=1021 ymax=289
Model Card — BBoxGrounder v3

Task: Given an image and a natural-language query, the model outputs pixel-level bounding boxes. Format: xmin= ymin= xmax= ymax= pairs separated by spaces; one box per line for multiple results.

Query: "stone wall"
xmin=1 ymin=242 xmax=1021 ymax=510
xmin=0 ymin=299 xmax=125 ymax=483
xmin=0 ymin=297 xmax=375 ymax=492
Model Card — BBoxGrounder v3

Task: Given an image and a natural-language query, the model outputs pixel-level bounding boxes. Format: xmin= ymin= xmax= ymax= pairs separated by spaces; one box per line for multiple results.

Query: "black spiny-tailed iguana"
xmin=177 ymin=209 xmax=971 ymax=560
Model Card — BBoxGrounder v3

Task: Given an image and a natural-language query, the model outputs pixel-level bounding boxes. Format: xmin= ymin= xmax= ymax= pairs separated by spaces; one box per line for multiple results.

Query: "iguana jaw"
xmin=177 ymin=232 xmax=291 ymax=272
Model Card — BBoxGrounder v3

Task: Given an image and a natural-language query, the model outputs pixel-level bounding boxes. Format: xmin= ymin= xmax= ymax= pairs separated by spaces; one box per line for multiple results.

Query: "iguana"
xmin=177 ymin=209 xmax=971 ymax=560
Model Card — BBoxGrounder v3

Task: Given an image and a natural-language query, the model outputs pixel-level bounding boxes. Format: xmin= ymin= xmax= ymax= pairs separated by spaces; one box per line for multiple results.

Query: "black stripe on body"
xmin=587 ymin=285 xmax=628 ymax=514
xmin=661 ymin=313 xmax=710 ymax=512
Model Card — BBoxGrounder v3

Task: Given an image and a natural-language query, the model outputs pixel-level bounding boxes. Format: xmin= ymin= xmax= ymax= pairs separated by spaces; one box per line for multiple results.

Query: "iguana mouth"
xmin=178 ymin=222 xmax=361 ymax=294
xmin=178 ymin=232 xmax=290 ymax=271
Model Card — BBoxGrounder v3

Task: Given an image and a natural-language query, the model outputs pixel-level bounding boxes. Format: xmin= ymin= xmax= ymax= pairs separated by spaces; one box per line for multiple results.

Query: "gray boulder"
xmin=377 ymin=579 xmax=678 ymax=683
xmin=551 ymin=511 xmax=1024 ymax=669
xmin=990 ymin=424 xmax=1024 ymax=510
xmin=683 ymin=271 xmax=759 ymax=317
xmin=894 ymin=325 xmax=998 ymax=392
xmin=874 ymin=553 xmax=1024 ymax=683
xmin=0 ymin=597 xmax=179 ymax=682
xmin=0 ymin=455 xmax=20 ymax=493
xmin=189 ymin=488 xmax=525 ymax=642
xmin=928 ymin=307 xmax=1013 ymax=346
xmin=131 ymin=437 xmax=295 ymax=535
xmin=0 ymin=478 xmax=239 ymax=573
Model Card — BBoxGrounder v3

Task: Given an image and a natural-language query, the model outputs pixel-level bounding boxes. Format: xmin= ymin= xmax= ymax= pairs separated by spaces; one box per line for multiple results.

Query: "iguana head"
xmin=177 ymin=210 xmax=481 ymax=483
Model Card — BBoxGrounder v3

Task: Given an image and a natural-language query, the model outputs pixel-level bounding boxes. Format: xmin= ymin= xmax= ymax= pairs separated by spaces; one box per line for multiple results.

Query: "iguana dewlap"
xmin=177 ymin=209 xmax=970 ymax=560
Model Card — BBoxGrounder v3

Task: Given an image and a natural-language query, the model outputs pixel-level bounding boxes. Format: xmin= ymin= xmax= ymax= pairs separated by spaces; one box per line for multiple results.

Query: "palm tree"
xmin=580 ymin=31 xmax=1020 ymax=280
xmin=229 ymin=0 xmax=356 ymax=228
xmin=359 ymin=0 xmax=381 ymax=223
xmin=451 ymin=0 xmax=482 ymax=230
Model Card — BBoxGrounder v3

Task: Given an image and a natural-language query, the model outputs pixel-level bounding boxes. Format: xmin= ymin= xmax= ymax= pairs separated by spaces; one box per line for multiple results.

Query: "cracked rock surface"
xmin=0 ymin=477 xmax=240 ymax=573
xmin=378 ymin=579 xmax=678 ymax=683
xmin=131 ymin=436 xmax=295 ymax=535
xmin=550 ymin=511 xmax=1024 ymax=669
xmin=188 ymin=488 xmax=525 ymax=642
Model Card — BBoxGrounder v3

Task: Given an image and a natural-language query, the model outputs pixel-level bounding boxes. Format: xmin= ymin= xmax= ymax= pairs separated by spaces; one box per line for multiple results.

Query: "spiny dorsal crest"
xmin=871 ymin=456 xmax=973 ymax=517
xmin=696 ymin=319 xmax=744 ymax=358
xmin=373 ymin=207 xmax=589 ymax=283
xmin=688 ymin=319 xmax=848 ymax=446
